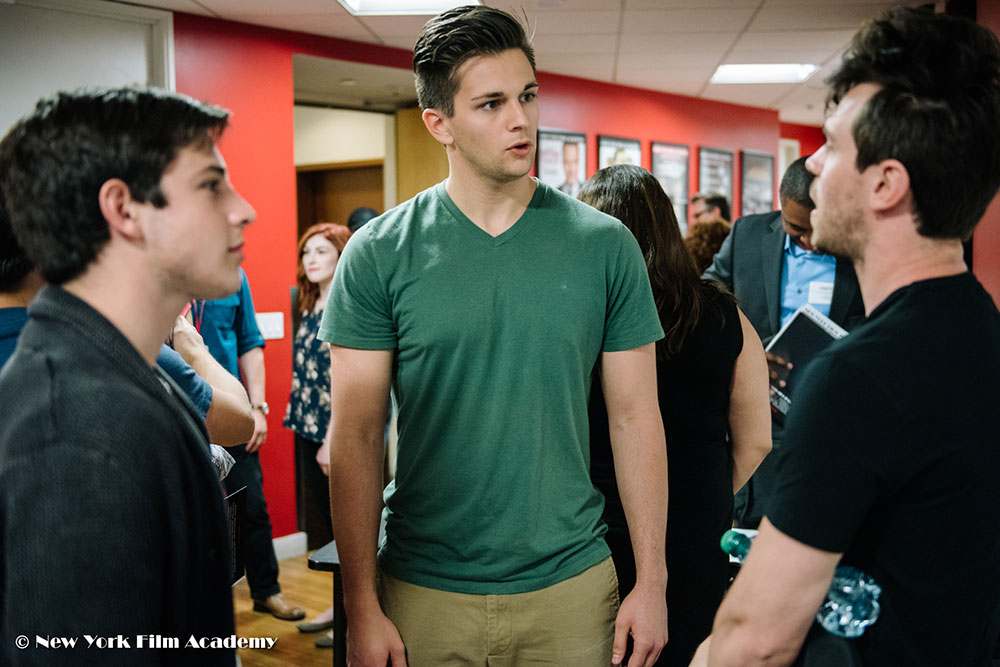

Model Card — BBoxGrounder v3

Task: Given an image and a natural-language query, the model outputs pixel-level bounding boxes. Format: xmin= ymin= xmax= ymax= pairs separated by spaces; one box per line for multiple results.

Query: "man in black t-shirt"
xmin=692 ymin=8 xmax=1000 ymax=667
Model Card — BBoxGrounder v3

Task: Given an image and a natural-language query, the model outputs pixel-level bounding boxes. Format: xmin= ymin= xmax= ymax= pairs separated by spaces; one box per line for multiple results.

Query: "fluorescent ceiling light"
xmin=338 ymin=0 xmax=479 ymax=15
xmin=710 ymin=64 xmax=819 ymax=84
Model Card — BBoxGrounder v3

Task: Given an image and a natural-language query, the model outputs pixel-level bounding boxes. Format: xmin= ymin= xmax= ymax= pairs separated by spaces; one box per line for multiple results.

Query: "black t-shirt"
xmin=769 ymin=273 xmax=1000 ymax=666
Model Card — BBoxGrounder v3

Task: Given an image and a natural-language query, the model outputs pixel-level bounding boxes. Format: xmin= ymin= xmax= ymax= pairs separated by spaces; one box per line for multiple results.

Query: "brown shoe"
xmin=253 ymin=594 xmax=306 ymax=621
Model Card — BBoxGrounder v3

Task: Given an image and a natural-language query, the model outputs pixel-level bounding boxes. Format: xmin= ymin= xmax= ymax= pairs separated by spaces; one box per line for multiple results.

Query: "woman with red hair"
xmin=283 ymin=222 xmax=351 ymax=646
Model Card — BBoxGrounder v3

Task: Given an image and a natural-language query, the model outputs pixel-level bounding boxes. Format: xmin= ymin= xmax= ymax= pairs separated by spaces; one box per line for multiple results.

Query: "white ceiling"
xmin=116 ymin=0 xmax=931 ymax=124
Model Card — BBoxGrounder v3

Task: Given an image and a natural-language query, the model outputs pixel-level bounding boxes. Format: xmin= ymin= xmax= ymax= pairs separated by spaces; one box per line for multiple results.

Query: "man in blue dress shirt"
xmin=703 ymin=156 xmax=864 ymax=527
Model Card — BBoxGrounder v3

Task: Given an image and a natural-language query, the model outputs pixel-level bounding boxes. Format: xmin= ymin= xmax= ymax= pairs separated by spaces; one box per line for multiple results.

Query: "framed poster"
xmin=537 ymin=129 xmax=587 ymax=198
xmin=651 ymin=141 xmax=690 ymax=234
xmin=698 ymin=146 xmax=734 ymax=207
xmin=598 ymin=135 xmax=641 ymax=170
xmin=741 ymin=150 xmax=776 ymax=216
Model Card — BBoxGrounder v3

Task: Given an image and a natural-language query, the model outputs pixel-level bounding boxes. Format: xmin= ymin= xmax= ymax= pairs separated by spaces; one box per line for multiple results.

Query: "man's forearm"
xmin=178 ymin=344 xmax=249 ymax=409
xmin=330 ymin=422 xmax=388 ymax=617
xmin=239 ymin=346 xmax=266 ymax=405
xmin=611 ymin=414 xmax=668 ymax=587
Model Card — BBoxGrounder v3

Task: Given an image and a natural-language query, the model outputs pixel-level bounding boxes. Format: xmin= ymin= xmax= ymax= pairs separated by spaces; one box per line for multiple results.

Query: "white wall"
xmin=0 ymin=0 xmax=172 ymax=136
xmin=293 ymin=105 xmax=389 ymax=166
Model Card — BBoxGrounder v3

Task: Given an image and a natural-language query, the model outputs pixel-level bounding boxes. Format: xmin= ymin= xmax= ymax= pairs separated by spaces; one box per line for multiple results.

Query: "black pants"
xmin=294 ymin=434 xmax=333 ymax=549
xmin=224 ymin=444 xmax=280 ymax=600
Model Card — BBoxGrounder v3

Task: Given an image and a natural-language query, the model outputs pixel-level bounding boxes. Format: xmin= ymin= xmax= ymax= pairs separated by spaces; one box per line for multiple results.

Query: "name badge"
xmin=809 ymin=281 xmax=834 ymax=305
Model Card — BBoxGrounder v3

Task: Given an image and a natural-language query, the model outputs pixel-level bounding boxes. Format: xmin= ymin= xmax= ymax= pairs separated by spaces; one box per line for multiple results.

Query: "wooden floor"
xmin=232 ymin=551 xmax=334 ymax=667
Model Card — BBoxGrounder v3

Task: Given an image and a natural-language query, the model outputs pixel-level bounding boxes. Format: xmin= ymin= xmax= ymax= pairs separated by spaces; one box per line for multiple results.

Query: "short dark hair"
xmin=347 ymin=206 xmax=379 ymax=232
xmin=692 ymin=193 xmax=731 ymax=222
xmin=827 ymin=7 xmax=1000 ymax=240
xmin=0 ymin=191 xmax=33 ymax=292
xmin=412 ymin=5 xmax=535 ymax=116
xmin=0 ymin=87 xmax=230 ymax=284
xmin=779 ymin=156 xmax=815 ymax=209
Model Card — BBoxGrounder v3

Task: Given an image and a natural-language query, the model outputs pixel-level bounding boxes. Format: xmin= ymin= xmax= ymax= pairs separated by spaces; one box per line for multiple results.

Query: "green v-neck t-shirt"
xmin=320 ymin=180 xmax=663 ymax=594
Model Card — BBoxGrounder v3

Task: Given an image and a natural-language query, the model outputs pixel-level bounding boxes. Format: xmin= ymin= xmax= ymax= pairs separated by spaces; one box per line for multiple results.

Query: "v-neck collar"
xmin=434 ymin=180 xmax=545 ymax=248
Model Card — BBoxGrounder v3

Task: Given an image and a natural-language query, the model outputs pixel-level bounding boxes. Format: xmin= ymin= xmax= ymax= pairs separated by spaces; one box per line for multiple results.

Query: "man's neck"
xmin=63 ymin=261 xmax=186 ymax=366
xmin=444 ymin=168 xmax=537 ymax=237
xmin=854 ymin=219 xmax=967 ymax=315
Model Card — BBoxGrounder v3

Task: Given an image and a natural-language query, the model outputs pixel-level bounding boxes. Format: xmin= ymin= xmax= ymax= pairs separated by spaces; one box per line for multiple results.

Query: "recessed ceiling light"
xmin=337 ymin=0 xmax=479 ymax=15
xmin=710 ymin=64 xmax=819 ymax=84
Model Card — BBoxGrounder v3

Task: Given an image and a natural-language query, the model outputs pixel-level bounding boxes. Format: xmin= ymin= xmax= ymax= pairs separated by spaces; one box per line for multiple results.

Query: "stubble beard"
xmin=813 ymin=205 xmax=866 ymax=261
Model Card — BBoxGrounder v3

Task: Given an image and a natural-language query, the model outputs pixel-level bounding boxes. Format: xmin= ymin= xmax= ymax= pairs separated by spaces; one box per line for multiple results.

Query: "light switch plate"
xmin=256 ymin=312 xmax=284 ymax=340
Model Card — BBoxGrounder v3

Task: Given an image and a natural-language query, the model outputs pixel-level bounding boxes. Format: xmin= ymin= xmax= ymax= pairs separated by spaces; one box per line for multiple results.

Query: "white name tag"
xmin=808 ymin=281 xmax=834 ymax=305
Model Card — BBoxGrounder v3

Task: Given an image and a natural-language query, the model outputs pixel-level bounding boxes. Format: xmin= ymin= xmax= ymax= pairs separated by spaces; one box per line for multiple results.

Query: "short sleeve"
xmin=319 ymin=232 xmax=397 ymax=349
xmin=768 ymin=352 xmax=892 ymax=553
xmin=602 ymin=224 xmax=664 ymax=352
xmin=156 ymin=344 xmax=213 ymax=419
xmin=234 ymin=270 xmax=265 ymax=355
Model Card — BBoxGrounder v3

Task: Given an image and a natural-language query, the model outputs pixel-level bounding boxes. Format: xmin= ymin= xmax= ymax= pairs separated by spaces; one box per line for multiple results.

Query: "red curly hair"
xmin=296 ymin=222 xmax=352 ymax=313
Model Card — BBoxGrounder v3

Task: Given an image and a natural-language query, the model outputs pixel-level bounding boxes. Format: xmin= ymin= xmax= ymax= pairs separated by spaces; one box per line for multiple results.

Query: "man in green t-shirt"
xmin=320 ymin=7 xmax=668 ymax=666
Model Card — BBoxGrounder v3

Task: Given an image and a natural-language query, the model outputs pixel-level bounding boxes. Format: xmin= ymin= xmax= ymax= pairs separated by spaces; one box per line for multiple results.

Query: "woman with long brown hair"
xmin=580 ymin=165 xmax=771 ymax=666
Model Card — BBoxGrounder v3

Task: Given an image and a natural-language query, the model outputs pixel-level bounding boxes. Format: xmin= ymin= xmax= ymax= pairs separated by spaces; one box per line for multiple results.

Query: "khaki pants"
xmin=377 ymin=558 xmax=619 ymax=667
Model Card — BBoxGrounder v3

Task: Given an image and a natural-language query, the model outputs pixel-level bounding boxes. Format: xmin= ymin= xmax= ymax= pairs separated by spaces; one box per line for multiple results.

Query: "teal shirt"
xmin=320 ymin=181 xmax=663 ymax=594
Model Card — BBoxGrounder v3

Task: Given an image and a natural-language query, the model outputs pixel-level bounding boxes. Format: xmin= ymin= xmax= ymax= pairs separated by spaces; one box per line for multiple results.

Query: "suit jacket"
xmin=703 ymin=210 xmax=865 ymax=342
xmin=0 ymin=285 xmax=234 ymax=666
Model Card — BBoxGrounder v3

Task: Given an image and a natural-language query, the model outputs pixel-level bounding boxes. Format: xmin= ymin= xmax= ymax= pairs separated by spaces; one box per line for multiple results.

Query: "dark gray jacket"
xmin=703 ymin=210 xmax=864 ymax=342
xmin=0 ymin=285 xmax=234 ymax=666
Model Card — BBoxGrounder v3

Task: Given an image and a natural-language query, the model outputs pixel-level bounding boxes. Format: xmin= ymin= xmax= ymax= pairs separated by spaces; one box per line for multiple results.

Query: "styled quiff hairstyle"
xmin=412 ymin=5 xmax=535 ymax=117
xmin=579 ymin=165 xmax=734 ymax=358
xmin=0 ymin=86 xmax=229 ymax=284
xmin=827 ymin=7 xmax=1000 ymax=241
xmin=296 ymin=223 xmax=353 ymax=314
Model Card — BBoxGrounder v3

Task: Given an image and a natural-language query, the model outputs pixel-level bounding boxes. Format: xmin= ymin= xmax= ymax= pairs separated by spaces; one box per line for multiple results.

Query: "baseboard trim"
xmin=273 ymin=531 xmax=307 ymax=560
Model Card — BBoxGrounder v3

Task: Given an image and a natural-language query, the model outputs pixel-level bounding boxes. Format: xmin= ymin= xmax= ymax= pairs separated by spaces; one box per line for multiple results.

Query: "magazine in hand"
xmin=765 ymin=304 xmax=848 ymax=424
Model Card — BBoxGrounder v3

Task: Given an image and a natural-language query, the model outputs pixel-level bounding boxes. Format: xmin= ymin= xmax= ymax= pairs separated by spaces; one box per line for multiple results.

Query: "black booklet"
xmin=766 ymin=304 xmax=848 ymax=424
xmin=226 ymin=486 xmax=247 ymax=586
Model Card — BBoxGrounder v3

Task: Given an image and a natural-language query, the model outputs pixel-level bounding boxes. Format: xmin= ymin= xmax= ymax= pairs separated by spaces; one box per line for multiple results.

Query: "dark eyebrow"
xmin=471 ymin=82 xmax=538 ymax=103
xmin=197 ymin=165 xmax=226 ymax=178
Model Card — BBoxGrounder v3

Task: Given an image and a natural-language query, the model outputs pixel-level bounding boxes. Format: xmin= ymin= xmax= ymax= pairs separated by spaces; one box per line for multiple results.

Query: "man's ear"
xmin=422 ymin=107 xmax=453 ymax=147
xmin=868 ymin=159 xmax=911 ymax=214
xmin=98 ymin=178 xmax=145 ymax=241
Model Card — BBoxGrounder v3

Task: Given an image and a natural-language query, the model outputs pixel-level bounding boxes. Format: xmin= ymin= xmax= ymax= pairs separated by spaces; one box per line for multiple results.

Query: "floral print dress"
xmin=283 ymin=308 xmax=330 ymax=443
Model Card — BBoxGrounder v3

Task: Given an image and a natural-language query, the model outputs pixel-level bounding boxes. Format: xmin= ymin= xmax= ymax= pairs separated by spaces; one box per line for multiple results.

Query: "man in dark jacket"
xmin=0 ymin=87 xmax=255 ymax=666
xmin=704 ymin=157 xmax=864 ymax=528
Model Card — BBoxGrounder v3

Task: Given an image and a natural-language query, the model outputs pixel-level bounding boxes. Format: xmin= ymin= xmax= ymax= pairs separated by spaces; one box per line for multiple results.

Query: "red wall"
xmin=169 ymin=13 xmax=799 ymax=536
xmin=780 ymin=122 xmax=825 ymax=158
xmin=976 ymin=1 xmax=1000 ymax=305
xmin=173 ymin=15 xmax=417 ymax=538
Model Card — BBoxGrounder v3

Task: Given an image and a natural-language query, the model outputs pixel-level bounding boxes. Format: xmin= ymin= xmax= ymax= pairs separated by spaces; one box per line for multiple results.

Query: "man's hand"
xmin=613 ymin=583 xmax=668 ymax=667
xmin=171 ymin=315 xmax=206 ymax=359
xmin=246 ymin=409 xmax=268 ymax=452
xmin=347 ymin=610 xmax=407 ymax=667
xmin=765 ymin=350 xmax=793 ymax=389
xmin=316 ymin=438 xmax=330 ymax=477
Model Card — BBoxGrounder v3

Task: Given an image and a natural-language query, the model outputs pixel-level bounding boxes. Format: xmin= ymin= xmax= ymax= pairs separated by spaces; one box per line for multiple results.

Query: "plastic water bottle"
xmin=720 ymin=530 xmax=881 ymax=638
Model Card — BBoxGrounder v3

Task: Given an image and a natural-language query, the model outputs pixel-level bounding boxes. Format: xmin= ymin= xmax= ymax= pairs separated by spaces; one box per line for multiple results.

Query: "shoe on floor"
xmin=253 ymin=594 xmax=306 ymax=621
xmin=315 ymin=633 xmax=334 ymax=649
xmin=297 ymin=618 xmax=335 ymax=633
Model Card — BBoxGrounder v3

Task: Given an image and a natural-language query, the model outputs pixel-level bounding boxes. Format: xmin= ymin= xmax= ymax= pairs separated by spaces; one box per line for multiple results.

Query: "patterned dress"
xmin=283 ymin=308 xmax=330 ymax=442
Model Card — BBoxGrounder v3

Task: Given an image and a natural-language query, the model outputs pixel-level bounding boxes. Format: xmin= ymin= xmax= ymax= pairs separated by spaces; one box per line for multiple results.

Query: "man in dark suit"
xmin=703 ymin=156 xmax=864 ymax=528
